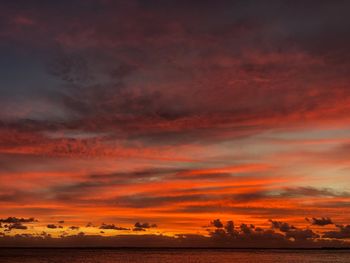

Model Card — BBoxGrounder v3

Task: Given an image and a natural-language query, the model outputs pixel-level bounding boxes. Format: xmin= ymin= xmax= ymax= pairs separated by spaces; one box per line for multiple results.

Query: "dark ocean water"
xmin=0 ymin=248 xmax=349 ymax=263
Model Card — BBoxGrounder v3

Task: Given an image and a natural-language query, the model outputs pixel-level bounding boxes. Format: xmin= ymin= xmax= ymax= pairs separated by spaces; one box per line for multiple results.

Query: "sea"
xmin=0 ymin=248 xmax=349 ymax=263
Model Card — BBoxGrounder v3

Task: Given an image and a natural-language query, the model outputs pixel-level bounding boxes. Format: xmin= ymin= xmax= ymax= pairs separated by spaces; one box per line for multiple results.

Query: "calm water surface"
xmin=0 ymin=248 xmax=349 ymax=263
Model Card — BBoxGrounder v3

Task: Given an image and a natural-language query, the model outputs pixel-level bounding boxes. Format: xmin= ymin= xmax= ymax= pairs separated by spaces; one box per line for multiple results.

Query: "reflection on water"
xmin=0 ymin=248 xmax=349 ymax=263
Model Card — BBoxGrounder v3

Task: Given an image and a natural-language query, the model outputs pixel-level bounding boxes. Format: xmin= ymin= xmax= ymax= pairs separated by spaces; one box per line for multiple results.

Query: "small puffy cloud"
xmin=269 ymin=220 xmax=295 ymax=232
xmin=99 ymin=223 xmax=129 ymax=231
xmin=270 ymin=219 xmax=319 ymax=241
xmin=0 ymin=217 xmax=36 ymax=223
xmin=133 ymin=222 xmax=157 ymax=231
xmin=8 ymin=222 xmax=28 ymax=231
xmin=40 ymin=231 xmax=52 ymax=238
xmin=69 ymin=226 xmax=80 ymax=231
xmin=286 ymin=229 xmax=319 ymax=241
xmin=47 ymin=224 xmax=63 ymax=229
xmin=306 ymin=217 xmax=333 ymax=226
xmin=134 ymin=222 xmax=157 ymax=229
xmin=225 ymin=221 xmax=235 ymax=236
xmin=211 ymin=219 xmax=224 ymax=228
xmin=0 ymin=217 xmax=37 ymax=232
xmin=323 ymin=225 xmax=350 ymax=239
xmin=240 ymin=224 xmax=255 ymax=235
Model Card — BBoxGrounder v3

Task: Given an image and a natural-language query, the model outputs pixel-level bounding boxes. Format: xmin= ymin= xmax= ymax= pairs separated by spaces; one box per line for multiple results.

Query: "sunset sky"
xmin=1 ymin=0 xmax=350 ymax=247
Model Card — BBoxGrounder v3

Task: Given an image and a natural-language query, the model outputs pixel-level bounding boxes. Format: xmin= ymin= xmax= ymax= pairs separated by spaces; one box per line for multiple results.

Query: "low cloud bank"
xmin=0 ymin=217 xmax=349 ymax=248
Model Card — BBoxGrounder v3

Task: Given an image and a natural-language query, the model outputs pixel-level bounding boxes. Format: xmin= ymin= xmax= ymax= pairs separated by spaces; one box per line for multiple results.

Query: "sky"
xmin=1 ymin=0 xmax=350 ymax=247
